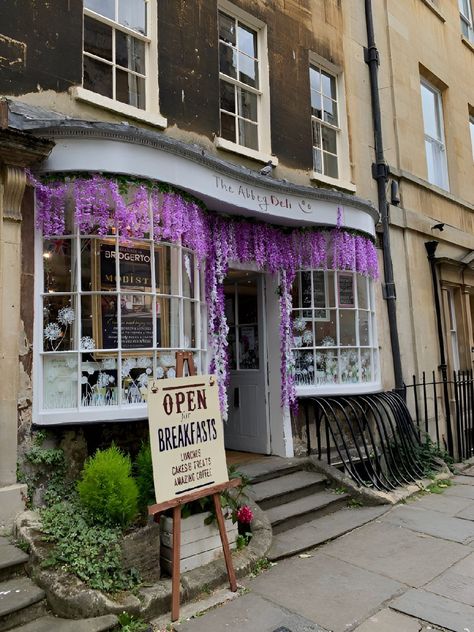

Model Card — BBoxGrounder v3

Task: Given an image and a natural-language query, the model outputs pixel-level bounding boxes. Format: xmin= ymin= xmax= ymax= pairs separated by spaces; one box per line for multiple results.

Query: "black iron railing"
xmin=299 ymin=391 xmax=432 ymax=491
xmin=405 ymin=370 xmax=474 ymax=461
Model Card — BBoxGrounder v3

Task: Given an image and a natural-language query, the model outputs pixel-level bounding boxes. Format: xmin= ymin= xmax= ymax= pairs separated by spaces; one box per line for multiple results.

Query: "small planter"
xmin=160 ymin=511 xmax=238 ymax=574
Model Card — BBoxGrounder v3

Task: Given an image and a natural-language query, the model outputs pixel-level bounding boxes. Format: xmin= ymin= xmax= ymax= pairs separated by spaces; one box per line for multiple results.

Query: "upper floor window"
xmin=80 ymin=1 xmax=164 ymax=126
xmin=470 ymin=115 xmax=474 ymax=160
xmin=420 ymin=80 xmax=449 ymax=190
xmin=216 ymin=2 xmax=272 ymax=163
xmin=310 ymin=65 xmax=339 ymax=180
xmin=459 ymin=0 xmax=474 ymax=41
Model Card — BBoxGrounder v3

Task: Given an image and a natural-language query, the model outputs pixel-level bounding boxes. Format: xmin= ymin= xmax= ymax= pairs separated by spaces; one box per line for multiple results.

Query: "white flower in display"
xmin=80 ymin=336 xmax=95 ymax=350
xmin=302 ymin=329 xmax=313 ymax=345
xmin=64 ymin=357 xmax=77 ymax=369
xmin=155 ymin=366 xmax=164 ymax=379
xmin=101 ymin=358 xmax=116 ymax=370
xmin=137 ymin=372 xmax=148 ymax=387
xmin=97 ymin=372 xmax=114 ymax=388
xmin=57 ymin=306 xmax=75 ymax=326
xmin=293 ymin=317 xmax=307 ymax=333
xmin=81 ymin=376 xmax=88 ymax=384
xmin=137 ymin=356 xmax=152 ymax=369
xmin=146 ymin=367 xmax=152 ymax=375
xmin=44 ymin=322 xmax=62 ymax=342
xmin=167 ymin=367 xmax=176 ymax=379
xmin=184 ymin=253 xmax=192 ymax=283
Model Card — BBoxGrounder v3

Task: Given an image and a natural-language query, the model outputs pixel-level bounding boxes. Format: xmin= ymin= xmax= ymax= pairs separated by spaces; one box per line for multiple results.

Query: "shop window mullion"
xmin=75 ymin=230 xmax=82 ymax=410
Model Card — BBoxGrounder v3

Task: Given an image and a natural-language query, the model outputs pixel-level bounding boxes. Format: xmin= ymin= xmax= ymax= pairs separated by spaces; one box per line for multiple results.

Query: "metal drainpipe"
xmin=425 ymin=241 xmax=454 ymax=456
xmin=364 ymin=0 xmax=404 ymax=393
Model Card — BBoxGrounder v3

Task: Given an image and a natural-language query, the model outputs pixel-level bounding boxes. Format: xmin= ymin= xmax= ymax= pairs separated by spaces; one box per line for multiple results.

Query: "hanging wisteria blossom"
xmin=30 ymin=172 xmax=379 ymax=417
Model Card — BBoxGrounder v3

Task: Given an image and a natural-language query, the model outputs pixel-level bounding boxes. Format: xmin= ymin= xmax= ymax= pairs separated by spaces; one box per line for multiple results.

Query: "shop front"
xmin=30 ymin=123 xmax=380 ymax=457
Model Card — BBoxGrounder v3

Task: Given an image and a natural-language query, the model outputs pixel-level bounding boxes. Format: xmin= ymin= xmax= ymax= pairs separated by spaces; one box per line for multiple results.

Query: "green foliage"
xmin=425 ymin=479 xmax=452 ymax=494
xmin=117 ymin=612 xmax=149 ymax=631
xmin=347 ymin=498 xmax=363 ymax=509
xmin=134 ymin=442 xmax=156 ymax=512
xmin=414 ymin=435 xmax=455 ymax=476
xmin=77 ymin=445 xmax=139 ymax=528
xmin=40 ymin=498 xmax=140 ymax=592
xmin=236 ymin=532 xmax=252 ymax=550
xmin=333 ymin=486 xmax=348 ymax=495
xmin=249 ymin=557 xmax=275 ymax=577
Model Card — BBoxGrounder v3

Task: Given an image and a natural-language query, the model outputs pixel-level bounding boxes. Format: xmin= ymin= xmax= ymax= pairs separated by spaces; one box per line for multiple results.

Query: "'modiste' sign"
xmin=147 ymin=375 xmax=228 ymax=504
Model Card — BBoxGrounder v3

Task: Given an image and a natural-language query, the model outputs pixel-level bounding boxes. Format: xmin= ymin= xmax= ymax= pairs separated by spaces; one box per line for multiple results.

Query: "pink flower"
xmin=236 ymin=505 xmax=254 ymax=524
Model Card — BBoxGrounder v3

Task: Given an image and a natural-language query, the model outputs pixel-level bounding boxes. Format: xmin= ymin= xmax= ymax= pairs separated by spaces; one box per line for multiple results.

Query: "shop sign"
xmin=147 ymin=375 xmax=229 ymax=504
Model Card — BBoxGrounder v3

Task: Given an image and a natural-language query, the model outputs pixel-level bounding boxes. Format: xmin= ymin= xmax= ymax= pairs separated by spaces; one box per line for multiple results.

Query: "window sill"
xmin=214 ymin=136 xmax=278 ymax=165
xmin=419 ymin=0 xmax=446 ymax=22
xmin=296 ymin=381 xmax=382 ymax=397
xmin=72 ymin=87 xmax=168 ymax=129
xmin=310 ymin=171 xmax=357 ymax=193
xmin=461 ymin=35 xmax=474 ymax=53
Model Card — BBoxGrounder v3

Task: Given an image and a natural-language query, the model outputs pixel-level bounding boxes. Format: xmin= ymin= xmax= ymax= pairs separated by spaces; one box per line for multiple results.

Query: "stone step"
xmin=251 ymin=470 xmax=328 ymax=510
xmin=0 ymin=577 xmax=46 ymax=632
xmin=0 ymin=540 xmax=29 ymax=582
xmin=267 ymin=490 xmax=350 ymax=534
xmin=237 ymin=456 xmax=312 ymax=484
xmin=267 ymin=505 xmax=389 ymax=560
xmin=13 ymin=614 xmax=119 ymax=632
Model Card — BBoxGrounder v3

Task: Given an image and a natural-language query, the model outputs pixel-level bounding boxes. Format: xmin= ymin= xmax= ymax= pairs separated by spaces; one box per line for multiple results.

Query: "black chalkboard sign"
xmin=338 ymin=272 xmax=354 ymax=307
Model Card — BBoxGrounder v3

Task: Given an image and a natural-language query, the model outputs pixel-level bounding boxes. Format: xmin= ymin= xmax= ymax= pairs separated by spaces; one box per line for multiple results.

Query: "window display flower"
xmin=44 ymin=322 xmax=62 ymax=342
xmin=57 ymin=306 xmax=75 ymax=326
xmin=80 ymin=336 xmax=95 ymax=351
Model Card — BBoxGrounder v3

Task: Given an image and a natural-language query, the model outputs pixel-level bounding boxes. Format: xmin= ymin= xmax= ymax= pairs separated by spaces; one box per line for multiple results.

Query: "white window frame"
xmin=33 ymin=214 xmax=206 ymax=426
xmin=292 ymin=269 xmax=380 ymax=395
xmin=420 ymin=79 xmax=449 ymax=191
xmin=309 ymin=52 xmax=355 ymax=193
xmin=459 ymin=0 xmax=474 ymax=41
xmin=73 ymin=0 xmax=167 ymax=129
xmin=215 ymin=0 xmax=274 ymax=164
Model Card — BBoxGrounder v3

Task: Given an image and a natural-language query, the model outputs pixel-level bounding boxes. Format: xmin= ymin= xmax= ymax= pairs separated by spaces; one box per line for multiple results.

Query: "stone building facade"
xmin=0 ymin=0 xmax=472 ymax=525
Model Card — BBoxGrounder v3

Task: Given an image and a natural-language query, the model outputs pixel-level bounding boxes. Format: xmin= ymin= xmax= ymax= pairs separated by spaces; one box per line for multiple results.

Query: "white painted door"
xmin=223 ymin=271 xmax=269 ymax=454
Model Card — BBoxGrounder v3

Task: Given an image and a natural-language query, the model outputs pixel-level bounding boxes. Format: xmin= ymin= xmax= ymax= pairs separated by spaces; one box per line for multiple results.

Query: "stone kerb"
xmin=13 ymin=498 xmax=272 ymax=621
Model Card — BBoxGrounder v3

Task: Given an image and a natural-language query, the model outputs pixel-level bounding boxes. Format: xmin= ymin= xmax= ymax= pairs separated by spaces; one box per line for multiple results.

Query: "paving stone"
xmin=176 ymin=592 xmax=328 ymax=632
xmin=381 ymin=505 xmax=474 ymax=543
xmin=390 ymin=588 xmax=474 ymax=631
xmin=452 ymin=475 xmax=474 ymax=484
xmin=456 ymin=505 xmax=474 ymax=521
xmin=444 ymin=484 xmax=474 ymax=500
xmin=413 ymin=493 xmax=474 ymax=516
xmin=322 ymin=521 xmax=467 ymax=587
xmin=424 ymin=551 xmax=474 ymax=608
xmin=248 ymin=552 xmax=405 ymax=632
xmin=352 ymin=608 xmax=421 ymax=631
xmin=14 ymin=614 xmax=118 ymax=632
xmin=251 ymin=471 xmax=326 ymax=504
xmin=460 ymin=466 xmax=474 ymax=477
xmin=268 ymin=506 xmax=388 ymax=560
xmin=0 ymin=576 xmax=45 ymax=618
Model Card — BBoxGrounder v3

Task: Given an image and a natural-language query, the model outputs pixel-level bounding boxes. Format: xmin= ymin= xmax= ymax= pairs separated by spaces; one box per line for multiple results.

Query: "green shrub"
xmin=134 ymin=442 xmax=155 ymax=511
xmin=41 ymin=498 xmax=140 ymax=592
xmin=77 ymin=445 xmax=139 ymax=528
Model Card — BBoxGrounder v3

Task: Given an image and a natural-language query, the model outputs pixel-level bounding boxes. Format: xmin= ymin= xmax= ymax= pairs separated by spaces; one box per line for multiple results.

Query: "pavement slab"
xmin=456 ymin=505 xmax=474 ymax=521
xmin=381 ymin=505 xmax=474 ymax=543
xmin=247 ymin=552 xmax=405 ymax=632
xmin=352 ymin=608 xmax=422 ymax=631
xmin=453 ymin=475 xmax=474 ymax=484
xmin=390 ymin=588 xmax=474 ymax=631
xmin=322 ymin=521 xmax=468 ymax=587
xmin=412 ymin=493 xmax=474 ymax=516
xmin=176 ymin=592 xmax=328 ymax=632
xmin=445 ymin=484 xmax=474 ymax=500
xmin=424 ymin=552 xmax=474 ymax=608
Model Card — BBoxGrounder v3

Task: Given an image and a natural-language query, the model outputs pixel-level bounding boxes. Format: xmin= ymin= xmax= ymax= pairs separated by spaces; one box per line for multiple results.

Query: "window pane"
xmin=339 ymin=310 xmax=356 ymax=346
xmin=84 ymin=16 xmax=112 ymax=61
xmin=183 ymin=299 xmax=196 ymax=349
xmin=221 ymin=112 xmax=237 ymax=142
xmin=238 ymin=286 xmax=258 ymax=324
xmin=312 ymin=119 xmax=321 ymax=147
xmin=359 ymin=311 xmax=370 ymax=346
xmin=340 ymin=349 xmax=360 ymax=383
xmin=85 ymin=0 xmax=114 ymax=20
xmin=313 ymin=148 xmax=322 ymax=173
xmin=219 ymin=42 xmax=237 ymax=78
xmin=357 ymin=276 xmax=369 ymax=309
xmin=116 ymin=32 xmax=146 ymax=74
xmin=157 ymin=297 xmax=180 ymax=348
xmin=315 ymin=310 xmax=337 ymax=346
xmin=321 ymin=71 xmax=336 ymax=99
xmin=81 ymin=353 xmax=118 ymax=407
xmin=227 ymin=326 xmax=237 ymax=370
xmin=81 ymin=293 xmax=118 ymax=350
xmin=43 ymin=296 xmax=76 ymax=351
xmin=122 ymin=355 xmax=152 ymax=404
xmin=311 ymin=91 xmax=322 ymax=119
xmin=238 ymin=52 xmax=258 ymax=88
xmin=421 ymin=83 xmax=440 ymax=140
xmin=238 ymin=325 xmax=259 ymax=369
xmin=219 ymin=12 xmax=236 ymax=45
xmin=238 ymin=23 xmax=257 ymax=57
xmin=43 ymin=354 xmax=78 ymax=409
xmin=83 ymin=56 xmax=113 ymax=99
xmin=156 ymin=351 xmax=178 ymax=379
xmin=182 ymin=251 xmax=195 ymax=298
xmin=361 ymin=349 xmax=373 ymax=382
xmin=238 ymin=88 xmax=257 ymax=121
xmin=118 ymin=0 xmax=147 ymax=34
xmin=155 ymin=244 xmax=172 ymax=295
xmin=323 ymin=96 xmax=338 ymax=126
xmin=43 ymin=239 xmax=74 ymax=293
xmin=220 ymin=81 xmax=235 ymax=113
xmin=116 ymin=69 xmax=146 ymax=109
xmin=315 ymin=350 xmax=338 ymax=384
xmin=309 ymin=66 xmax=321 ymax=92
xmin=118 ymin=242 xmax=152 ymax=292
xmin=313 ymin=271 xmax=328 ymax=317
xmin=324 ymin=152 xmax=339 ymax=179
xmin=294 ymin=350 xmax=314 ymax=386
xmin=293 ymin=318 xmax=313 ymax=348
xmin=120 ymin=293 xmax=153 ymax=348
xmin=322 ymin=126 xmax=337 ymax=154
xmin=238 ymin=119 xmax=258 ymax=149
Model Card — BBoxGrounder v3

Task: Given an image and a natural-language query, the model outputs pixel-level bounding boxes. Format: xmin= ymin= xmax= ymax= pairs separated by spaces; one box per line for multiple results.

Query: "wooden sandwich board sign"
xmin=147 ymin=351 xmax=238 ymax=621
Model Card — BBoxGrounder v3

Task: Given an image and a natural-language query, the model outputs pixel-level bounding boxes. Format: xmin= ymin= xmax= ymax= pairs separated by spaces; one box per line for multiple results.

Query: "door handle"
xmin=234 ymin=387 xmax=240 ymax=408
